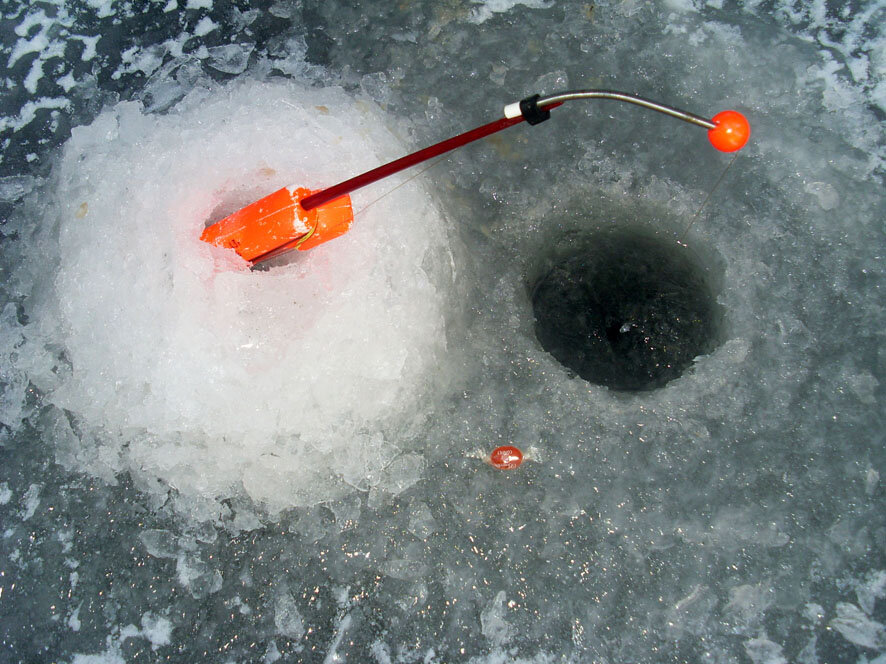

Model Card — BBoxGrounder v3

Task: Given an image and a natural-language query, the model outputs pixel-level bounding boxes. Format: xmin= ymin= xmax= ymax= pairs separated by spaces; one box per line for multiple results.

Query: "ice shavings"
xmin=115 ymin=44 xmax=168 ymax=78
xmin=273 ymin=588 xmax=306 ymax=639
xmin=723 ymin=583 xmax=774 ymax=635
xmin=206 ymin=43 xmax=254 ymax=75
xmin=8 ymin=79 xmax=457 ymax=519
xmin=0 ymin=174 xmax=38 ymax=201
xmin=71 ymin=614 xmax=172 ymax=663
xmin=176 ymin=556 xmax=223 ymax=599
xmin=19 ymin=483 xmax=40 ymax=520
xmin=140 ymin=528 xmax=226 ymax=599
xmin=68 ymin=604 xmax=82 ymax=631
xmin=743 ymin=636 xmax=787 ymax=664
xmin=856 ymin=570 xmax=886 ymax=615
xmin=480 ymin=591 xmax=512 ymax=647
xmin=830 ymin=602 xmax=885 ymax=650
xmin=193 ymin=16 xmax=217 ymax=37
xmin=468 ymin=0 xmax=553 ymax=24
xmin=139 ymin=613 xmax=173 ymax=650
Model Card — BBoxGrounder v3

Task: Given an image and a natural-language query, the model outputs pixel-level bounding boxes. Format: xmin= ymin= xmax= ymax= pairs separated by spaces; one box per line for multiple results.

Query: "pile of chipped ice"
xmin=3 ymin=80 xmax=459 ymax=518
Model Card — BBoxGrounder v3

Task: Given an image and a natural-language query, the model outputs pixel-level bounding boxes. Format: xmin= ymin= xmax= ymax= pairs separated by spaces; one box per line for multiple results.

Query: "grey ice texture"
xmin=0 ymin=0 xmax=883 ymax=663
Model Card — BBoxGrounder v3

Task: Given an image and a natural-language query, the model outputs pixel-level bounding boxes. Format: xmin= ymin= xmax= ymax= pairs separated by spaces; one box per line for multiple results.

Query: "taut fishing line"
xmin=679 ymin=152 xmax=740 ymax=244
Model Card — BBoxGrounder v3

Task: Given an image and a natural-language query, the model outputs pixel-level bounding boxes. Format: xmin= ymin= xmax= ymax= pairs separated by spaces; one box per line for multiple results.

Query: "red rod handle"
xmin=300 ymin=114 xmax=529 ymax=211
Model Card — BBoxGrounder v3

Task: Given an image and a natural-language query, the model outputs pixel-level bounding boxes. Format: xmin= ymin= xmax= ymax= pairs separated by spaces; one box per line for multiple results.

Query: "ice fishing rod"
xmin=201 ymin=90 xmax=750 ymax=264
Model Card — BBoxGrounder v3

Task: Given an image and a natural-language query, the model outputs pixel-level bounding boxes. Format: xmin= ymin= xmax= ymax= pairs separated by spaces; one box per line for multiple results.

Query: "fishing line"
xmin=679 ymin=152 xmax=739 ymax=244
xmin=354 ymin=155 xmax=449 ymax=218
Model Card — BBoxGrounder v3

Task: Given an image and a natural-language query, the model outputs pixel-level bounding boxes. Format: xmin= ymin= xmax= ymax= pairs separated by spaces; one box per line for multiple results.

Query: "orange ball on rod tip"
xmin=707 ymin=110 xmax=750 ymax=152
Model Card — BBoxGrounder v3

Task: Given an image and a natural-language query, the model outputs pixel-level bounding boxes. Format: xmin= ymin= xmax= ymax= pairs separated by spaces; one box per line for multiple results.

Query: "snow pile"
xmin=4 ymin=79 xmax=459 ymax=517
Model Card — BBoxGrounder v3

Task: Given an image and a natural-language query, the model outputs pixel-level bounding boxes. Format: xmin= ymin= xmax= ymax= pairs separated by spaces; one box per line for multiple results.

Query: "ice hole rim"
xmin=527 ymin=214 xmax=728 ymax=393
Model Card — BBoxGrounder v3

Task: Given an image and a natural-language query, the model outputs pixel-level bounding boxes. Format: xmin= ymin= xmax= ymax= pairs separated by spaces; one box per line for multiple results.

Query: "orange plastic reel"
xmin=200 ymin=186 xmax=353 ymax=263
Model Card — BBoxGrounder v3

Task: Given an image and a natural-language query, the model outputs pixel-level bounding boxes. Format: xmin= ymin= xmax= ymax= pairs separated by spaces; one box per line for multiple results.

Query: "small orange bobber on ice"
xmin=490 ymin=445 xmax=524 ymax=470
xmin=200 ymin=186 xmax=353 ymax=264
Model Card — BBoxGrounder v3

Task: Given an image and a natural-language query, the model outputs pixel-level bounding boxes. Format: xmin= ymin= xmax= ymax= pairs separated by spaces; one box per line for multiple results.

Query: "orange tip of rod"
xmin=200 ymin=186 xmax=354 ymax=263
xmin=490 ymin=445 xmax=523 ymax=470
xmin=707 ymin=110 xmax=750 ymax=153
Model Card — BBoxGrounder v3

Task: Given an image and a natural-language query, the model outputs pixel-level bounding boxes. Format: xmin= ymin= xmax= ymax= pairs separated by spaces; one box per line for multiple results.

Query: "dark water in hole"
xmin=532 ymin=232 xmax=724 ymax=391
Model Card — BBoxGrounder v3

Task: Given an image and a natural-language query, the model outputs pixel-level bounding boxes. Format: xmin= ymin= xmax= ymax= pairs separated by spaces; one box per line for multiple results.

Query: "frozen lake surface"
xmin=1 ymin=1 xmax=884 ymax=662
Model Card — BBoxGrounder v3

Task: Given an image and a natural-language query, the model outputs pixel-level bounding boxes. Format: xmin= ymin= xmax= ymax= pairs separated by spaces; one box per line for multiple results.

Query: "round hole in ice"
xmin=530 ymin=229 xmax=725 ymax=391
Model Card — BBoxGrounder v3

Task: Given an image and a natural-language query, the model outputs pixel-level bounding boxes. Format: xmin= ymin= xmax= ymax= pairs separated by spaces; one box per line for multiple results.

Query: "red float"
xmin=490 ymin=445 xmax=523 ymax=470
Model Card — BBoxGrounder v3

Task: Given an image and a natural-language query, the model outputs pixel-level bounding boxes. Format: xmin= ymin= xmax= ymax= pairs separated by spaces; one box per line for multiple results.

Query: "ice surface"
xmin=0 ymin=0 xmax=884 ymax=662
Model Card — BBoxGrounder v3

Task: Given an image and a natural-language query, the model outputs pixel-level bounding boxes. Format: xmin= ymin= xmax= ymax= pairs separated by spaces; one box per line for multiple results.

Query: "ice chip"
xmin=407 ymin=502 xmax=438 ymax=539
xmin=273 ymin=590 xmax=305 ymax=639
xmin=206 ymin=43 xmax=254 ymax=74
xmin=480 ymin=591 xmax=512 ymax=647
xmin=140 ymin=613 xmax=173 ymax=650
xmin=830 ymin=602 xmax=885 ymax=650
xmin=139 ymin=529 xmax=184 ymax=559
xmin=176 ymin=555 xmax=223 ymax=599
xmin=19 ymin=483 xmax=40 ymax=521
xmin=743 ymin=636 xmax=787 ymax=664
xmin=856 ymin=570 xmax=886 ymax=615
xmin=0 ymin=175 xmax=39 ymax=202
